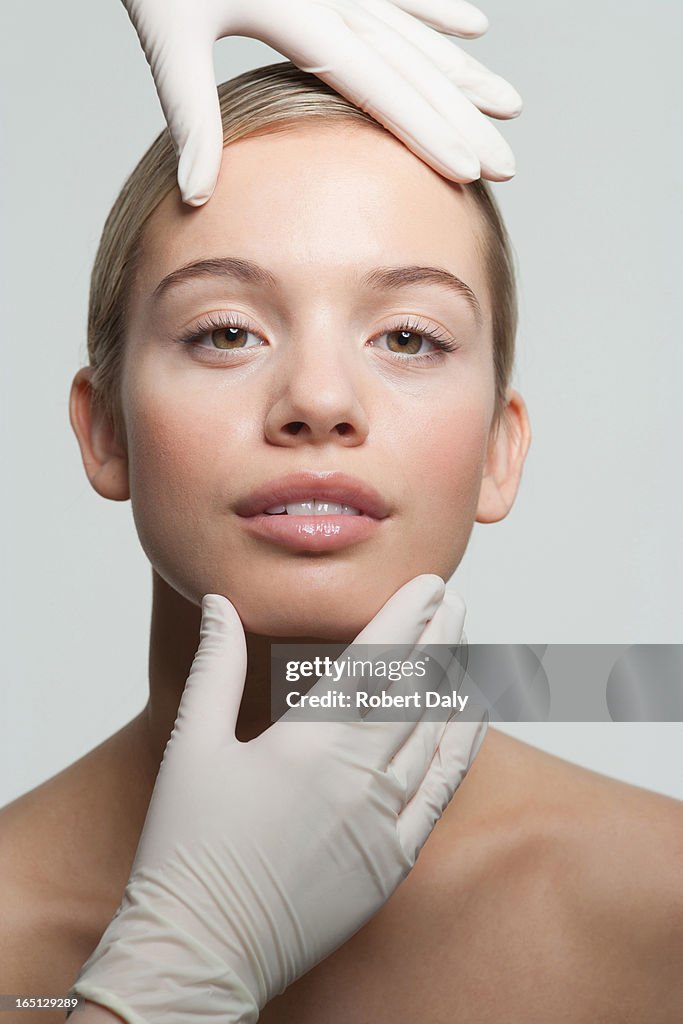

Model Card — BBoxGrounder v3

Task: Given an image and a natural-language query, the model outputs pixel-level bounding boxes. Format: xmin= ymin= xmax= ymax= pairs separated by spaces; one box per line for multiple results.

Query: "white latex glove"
xmin=120 ymin=0 xmax=523 ymax=205
xmin=68 ymin=574 xmax=487 ymax=1023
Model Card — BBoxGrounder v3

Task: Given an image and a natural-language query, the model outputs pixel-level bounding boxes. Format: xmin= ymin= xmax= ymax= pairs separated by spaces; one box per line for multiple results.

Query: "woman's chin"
xmin=238 ymin=606 xmax=363 ymax=642
xmin=228 ymin=587 xmax=390 ymax=642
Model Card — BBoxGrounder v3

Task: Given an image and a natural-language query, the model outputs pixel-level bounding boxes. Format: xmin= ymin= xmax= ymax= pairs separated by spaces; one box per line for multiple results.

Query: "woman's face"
xmin=120 ymin=121 xmax=507 ymax=638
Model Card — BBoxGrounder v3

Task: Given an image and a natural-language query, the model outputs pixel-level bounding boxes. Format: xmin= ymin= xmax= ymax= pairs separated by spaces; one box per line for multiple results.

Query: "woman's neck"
xmin=143 ymin=570 xmax=342 ymax=768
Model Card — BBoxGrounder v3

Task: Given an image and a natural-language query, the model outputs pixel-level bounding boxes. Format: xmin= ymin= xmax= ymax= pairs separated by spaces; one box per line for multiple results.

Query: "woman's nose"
xmin=263 ymin=341 xmax=370 ymax=447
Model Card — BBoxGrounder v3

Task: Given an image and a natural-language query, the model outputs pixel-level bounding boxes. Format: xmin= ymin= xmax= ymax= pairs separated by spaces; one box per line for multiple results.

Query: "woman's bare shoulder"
xmin=0 ymin=723 xmax=151 ymax=1019
xmin=462 ymin=726 xmax=683 ymax=903
xmin=431 ymin=728 xmax=683 ymax=1021
xmin=0 ymin=789 xmax=82 ymax=1023
xmin=0 ymin=713 xmax=155 ymax=909
xmin=460 ymin=724 xmax=683 ymax=825
xmin=0 ymin=748 xmax=117 ymax=920
xmin=521 ymin=731 xmax=683 ymax=952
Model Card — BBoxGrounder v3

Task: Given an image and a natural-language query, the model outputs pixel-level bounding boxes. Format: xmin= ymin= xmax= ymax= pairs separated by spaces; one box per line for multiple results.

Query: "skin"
xmin=2 ymin=123 xmax=682 ymax=1023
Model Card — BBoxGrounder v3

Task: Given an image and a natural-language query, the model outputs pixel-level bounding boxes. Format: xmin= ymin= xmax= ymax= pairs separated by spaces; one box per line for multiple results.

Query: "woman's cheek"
xmin=407 ymin=402 xmax=491 ymax=573
xmin=126 ymin=404 xmax=219 ymax=576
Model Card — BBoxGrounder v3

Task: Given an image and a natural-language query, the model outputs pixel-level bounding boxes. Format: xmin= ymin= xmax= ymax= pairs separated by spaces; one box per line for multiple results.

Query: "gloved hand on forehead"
xmin=120 ymin=0 xmax=523 ymax=206
xmin=68 ymin=574 xmax=487 ymax=1023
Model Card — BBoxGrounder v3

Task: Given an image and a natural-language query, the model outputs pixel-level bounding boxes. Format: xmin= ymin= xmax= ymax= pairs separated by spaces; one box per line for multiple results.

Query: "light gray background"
xmin=1 ymin=1 xmax=681 ymax=805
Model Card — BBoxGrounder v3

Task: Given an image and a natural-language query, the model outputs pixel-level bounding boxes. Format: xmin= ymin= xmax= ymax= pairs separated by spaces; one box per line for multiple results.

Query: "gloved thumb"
xmin=171 ymin=594 xmax=248 ymax=752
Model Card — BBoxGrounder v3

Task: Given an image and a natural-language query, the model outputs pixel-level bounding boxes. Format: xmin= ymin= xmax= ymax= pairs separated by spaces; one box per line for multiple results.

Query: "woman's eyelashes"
xmin=174 ymin=311 xmax=459 ymax=365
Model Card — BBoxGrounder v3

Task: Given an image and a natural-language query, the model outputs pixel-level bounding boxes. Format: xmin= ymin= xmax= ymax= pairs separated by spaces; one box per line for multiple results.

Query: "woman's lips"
xmin=237 ymin=510 xmax=385 ymax=553
xmin=233 ymin=471 xmax=390 ymax=551
xmin=234 ymin=471 xmax=390 ymax=520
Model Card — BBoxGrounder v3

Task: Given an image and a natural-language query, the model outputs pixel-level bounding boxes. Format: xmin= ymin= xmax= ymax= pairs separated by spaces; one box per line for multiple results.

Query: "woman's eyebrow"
xmin=151 ymin=255 xmax=483 ymax=325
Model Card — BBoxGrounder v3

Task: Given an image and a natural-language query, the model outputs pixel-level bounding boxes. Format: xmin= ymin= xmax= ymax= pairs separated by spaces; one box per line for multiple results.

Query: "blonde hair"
xmin=87 ymin=61 xmax=517 ymax=446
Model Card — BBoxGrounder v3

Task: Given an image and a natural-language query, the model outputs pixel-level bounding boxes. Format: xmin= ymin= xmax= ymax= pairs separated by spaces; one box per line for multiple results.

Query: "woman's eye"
xmin=379 ymin=330 xmax=433 ymax=355
xmin=371 ymin=326 xmax=456 ymax=360
xmin=199 ymin=325 xmax=261 ymax=350
xmin=177 ymin=314 xmax=265 ymax=354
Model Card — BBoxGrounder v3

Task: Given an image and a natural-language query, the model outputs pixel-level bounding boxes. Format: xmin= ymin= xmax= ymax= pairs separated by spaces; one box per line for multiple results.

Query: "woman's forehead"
xmin=137 ymin=121 xmax=488 ymax=305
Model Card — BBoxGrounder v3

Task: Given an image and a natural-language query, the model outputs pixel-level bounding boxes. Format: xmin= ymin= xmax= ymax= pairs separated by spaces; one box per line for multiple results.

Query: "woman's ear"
xmin=69 ymin=367 xmax=130 ymax=501
xmin=475 ymin=389 xmax=531 ymax=524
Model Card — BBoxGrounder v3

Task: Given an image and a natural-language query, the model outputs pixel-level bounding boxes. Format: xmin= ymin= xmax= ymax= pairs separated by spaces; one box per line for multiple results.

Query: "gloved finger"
xmin=433 ymin=44 xmax=523 ymax=119
xmin=390 ymin=0 xmax=488 ymax=37
xmin=348 ymin=575 xmax=451 ymax=719
xmin=386 ymin=713 xmax=450 ymax=806
xmin=361 ymin=0 xmax=523 ymax=118
xmin=369 ymin=653 xmax=459 ymax=796
xmin=247 ymin=8 xmax=481 ymax=181
xmin=412 ymin=589 xmax=468 ymax=692
xmin=354 ymin=596 xmax=464 ymax=767
xmin=347 ymin=573 xmax=446 ymax=646
xmin=367 ymin=591 xmax=466 ymax=789
xmin=362 ymin=589 xmax=465 ymax=724
xmin=140 ymin=22 xmax=224 ymax=205
xmin=415 ymin=588 xmax=466 ymax=646
xmin=171 ymin=593 xmax=248 ymax=752
xmin=396 ymin=710 xmax=488 ymax=864
xmin=340 ymin=2 xmax=515 ymax=179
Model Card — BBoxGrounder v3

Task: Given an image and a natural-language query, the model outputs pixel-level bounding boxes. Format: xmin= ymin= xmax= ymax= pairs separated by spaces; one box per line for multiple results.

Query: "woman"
xmin=2 ymin=62 xmax=681 ymax=1023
